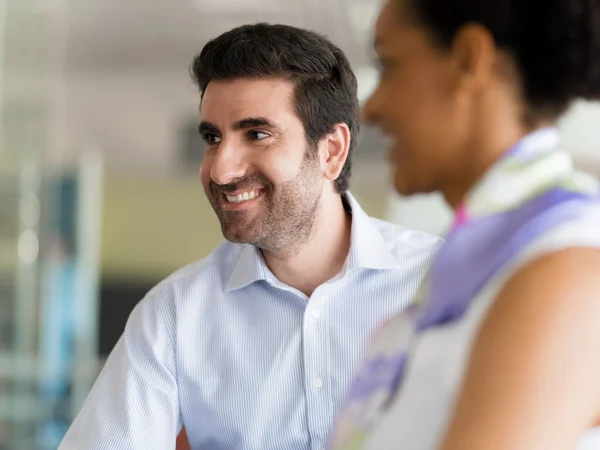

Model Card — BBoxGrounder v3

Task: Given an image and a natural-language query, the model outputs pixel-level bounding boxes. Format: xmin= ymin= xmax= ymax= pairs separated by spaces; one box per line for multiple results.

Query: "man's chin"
xmin=221 ymin=225 xmax=259 ymax=245
xmin=216 ymin=211 xmax=256 ymax=241
xmin=223 ymin=234 xmax=250 ymax=244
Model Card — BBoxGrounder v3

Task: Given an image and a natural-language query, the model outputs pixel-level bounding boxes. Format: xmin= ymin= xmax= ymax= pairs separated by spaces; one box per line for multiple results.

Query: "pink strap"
xmin=451 ymin=204 xmax=469 ymax=231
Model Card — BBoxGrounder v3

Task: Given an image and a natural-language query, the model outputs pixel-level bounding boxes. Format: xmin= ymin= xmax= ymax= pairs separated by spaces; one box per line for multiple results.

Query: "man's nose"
xmin=210 ymin=141 xmax=248 ymax=186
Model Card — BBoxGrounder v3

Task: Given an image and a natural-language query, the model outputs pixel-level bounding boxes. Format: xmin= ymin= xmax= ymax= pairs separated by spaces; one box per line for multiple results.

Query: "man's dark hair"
xmin=403 ymin=0 xmax=600 ymax=121
xmin=191 ymin=23 xmax=359 ymax=195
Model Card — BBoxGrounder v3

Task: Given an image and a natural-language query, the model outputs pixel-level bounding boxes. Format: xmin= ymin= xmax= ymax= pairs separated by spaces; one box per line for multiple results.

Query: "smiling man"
xmin=59 ymin=24 xmax=441 ymax=450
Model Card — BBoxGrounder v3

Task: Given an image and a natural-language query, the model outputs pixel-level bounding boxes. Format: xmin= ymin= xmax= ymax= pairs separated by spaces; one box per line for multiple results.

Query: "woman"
xmin=328 ymin=0 xmax=600 ymax=449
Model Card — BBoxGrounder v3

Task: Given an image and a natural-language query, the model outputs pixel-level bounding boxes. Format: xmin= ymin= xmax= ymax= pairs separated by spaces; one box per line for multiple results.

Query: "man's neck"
xmin=262 ymin=193 xmax=352 ymax=297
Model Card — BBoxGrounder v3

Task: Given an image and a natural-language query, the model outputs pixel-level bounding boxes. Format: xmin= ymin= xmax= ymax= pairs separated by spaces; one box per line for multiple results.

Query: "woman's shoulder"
xmin=436 ymin=245 xmax=600 ymax=450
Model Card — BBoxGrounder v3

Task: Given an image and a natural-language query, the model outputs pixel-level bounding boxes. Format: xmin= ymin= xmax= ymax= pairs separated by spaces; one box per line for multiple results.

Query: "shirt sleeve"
xmin=59 ymin=292 xmax=181 ymax=449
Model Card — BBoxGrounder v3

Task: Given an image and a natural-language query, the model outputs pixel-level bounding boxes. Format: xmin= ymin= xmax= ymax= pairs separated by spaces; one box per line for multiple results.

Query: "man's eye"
xmin=248 ymin=130 xmax=270 ymax=140
xmin=202 ymin=133 xmax=221 ymax=145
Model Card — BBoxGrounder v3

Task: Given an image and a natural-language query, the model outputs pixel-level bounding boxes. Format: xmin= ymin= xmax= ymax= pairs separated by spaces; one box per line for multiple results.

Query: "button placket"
xmin=303 ymin=285 xmax=333 ymax=449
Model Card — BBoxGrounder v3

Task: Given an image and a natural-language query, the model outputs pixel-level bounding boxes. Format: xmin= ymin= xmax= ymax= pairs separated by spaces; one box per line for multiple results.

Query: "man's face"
xmin=199 ymin=78 xmax=324 ymax=252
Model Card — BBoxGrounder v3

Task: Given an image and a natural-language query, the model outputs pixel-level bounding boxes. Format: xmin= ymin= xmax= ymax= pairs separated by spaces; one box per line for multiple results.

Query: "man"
xmin=60 ymin=23 xmax=441 ymax=450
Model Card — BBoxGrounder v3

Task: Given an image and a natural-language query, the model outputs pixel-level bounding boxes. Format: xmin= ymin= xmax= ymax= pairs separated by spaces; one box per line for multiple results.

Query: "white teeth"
xmin=225 ymin=190 xmax=260 ymax=203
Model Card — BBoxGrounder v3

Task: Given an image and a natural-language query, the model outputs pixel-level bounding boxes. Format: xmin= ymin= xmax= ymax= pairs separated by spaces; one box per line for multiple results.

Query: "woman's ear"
xmin=449 ymin=24 xmax=497 ymax=93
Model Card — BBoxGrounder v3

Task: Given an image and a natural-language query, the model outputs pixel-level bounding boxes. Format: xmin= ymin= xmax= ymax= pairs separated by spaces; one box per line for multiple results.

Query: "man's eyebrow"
xmin=198 ymin=121 xmax=219 ymax=134
xmin=233 ymin=117 xmax=282 ymax=131
xmin=199 ymin=117 xmax=284 ymax=134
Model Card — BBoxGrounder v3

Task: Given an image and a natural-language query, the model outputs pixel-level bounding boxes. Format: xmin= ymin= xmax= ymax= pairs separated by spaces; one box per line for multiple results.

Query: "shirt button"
xmin=311 ymin=309 xmax=321 ymax=320
xmin=312 ymin=378 xmax=323 ymax=389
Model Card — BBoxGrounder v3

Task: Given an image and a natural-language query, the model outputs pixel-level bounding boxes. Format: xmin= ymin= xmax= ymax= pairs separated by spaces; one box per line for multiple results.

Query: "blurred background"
xmin=0 ymin=0 xmax=599 ymax=448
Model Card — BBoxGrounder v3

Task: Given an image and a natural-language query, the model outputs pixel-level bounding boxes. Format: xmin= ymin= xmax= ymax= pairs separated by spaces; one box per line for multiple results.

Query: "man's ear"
xmin=321 ymin=122 xmax=351 ymax=182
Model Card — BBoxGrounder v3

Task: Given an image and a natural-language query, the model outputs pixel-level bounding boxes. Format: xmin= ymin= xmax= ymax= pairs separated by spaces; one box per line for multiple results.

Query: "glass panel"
xmin=1 ymin=1 xmax=103 ymax=448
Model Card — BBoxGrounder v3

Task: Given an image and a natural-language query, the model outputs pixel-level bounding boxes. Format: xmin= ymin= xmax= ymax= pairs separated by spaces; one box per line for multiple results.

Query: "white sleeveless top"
xmin=333 ymin=207 xmax=600 ymax=450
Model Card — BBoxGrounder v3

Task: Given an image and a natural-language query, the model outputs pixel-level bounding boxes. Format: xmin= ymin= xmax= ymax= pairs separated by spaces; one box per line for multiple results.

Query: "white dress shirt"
xmin=59 ymin=193 xmax=441 ymax=450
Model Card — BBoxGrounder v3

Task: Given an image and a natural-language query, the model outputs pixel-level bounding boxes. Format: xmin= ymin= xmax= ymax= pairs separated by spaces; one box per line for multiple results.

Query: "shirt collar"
xmin=343 ymin=192 xmax=400 ymax=272
xmin=225 ymin=244 xmax=272 ymax=293
xmin=225 ymin=192 xmax=400 ymax=292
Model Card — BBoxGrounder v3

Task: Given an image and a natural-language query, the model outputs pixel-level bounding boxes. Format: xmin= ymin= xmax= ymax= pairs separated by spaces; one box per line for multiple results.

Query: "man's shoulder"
xmin=369 ymin=216 xmax=444 ymax=253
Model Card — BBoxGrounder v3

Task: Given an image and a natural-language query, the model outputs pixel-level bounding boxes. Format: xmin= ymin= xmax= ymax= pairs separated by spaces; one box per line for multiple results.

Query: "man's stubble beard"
xmin=212 ymin=155 xmax=324 ymax=253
